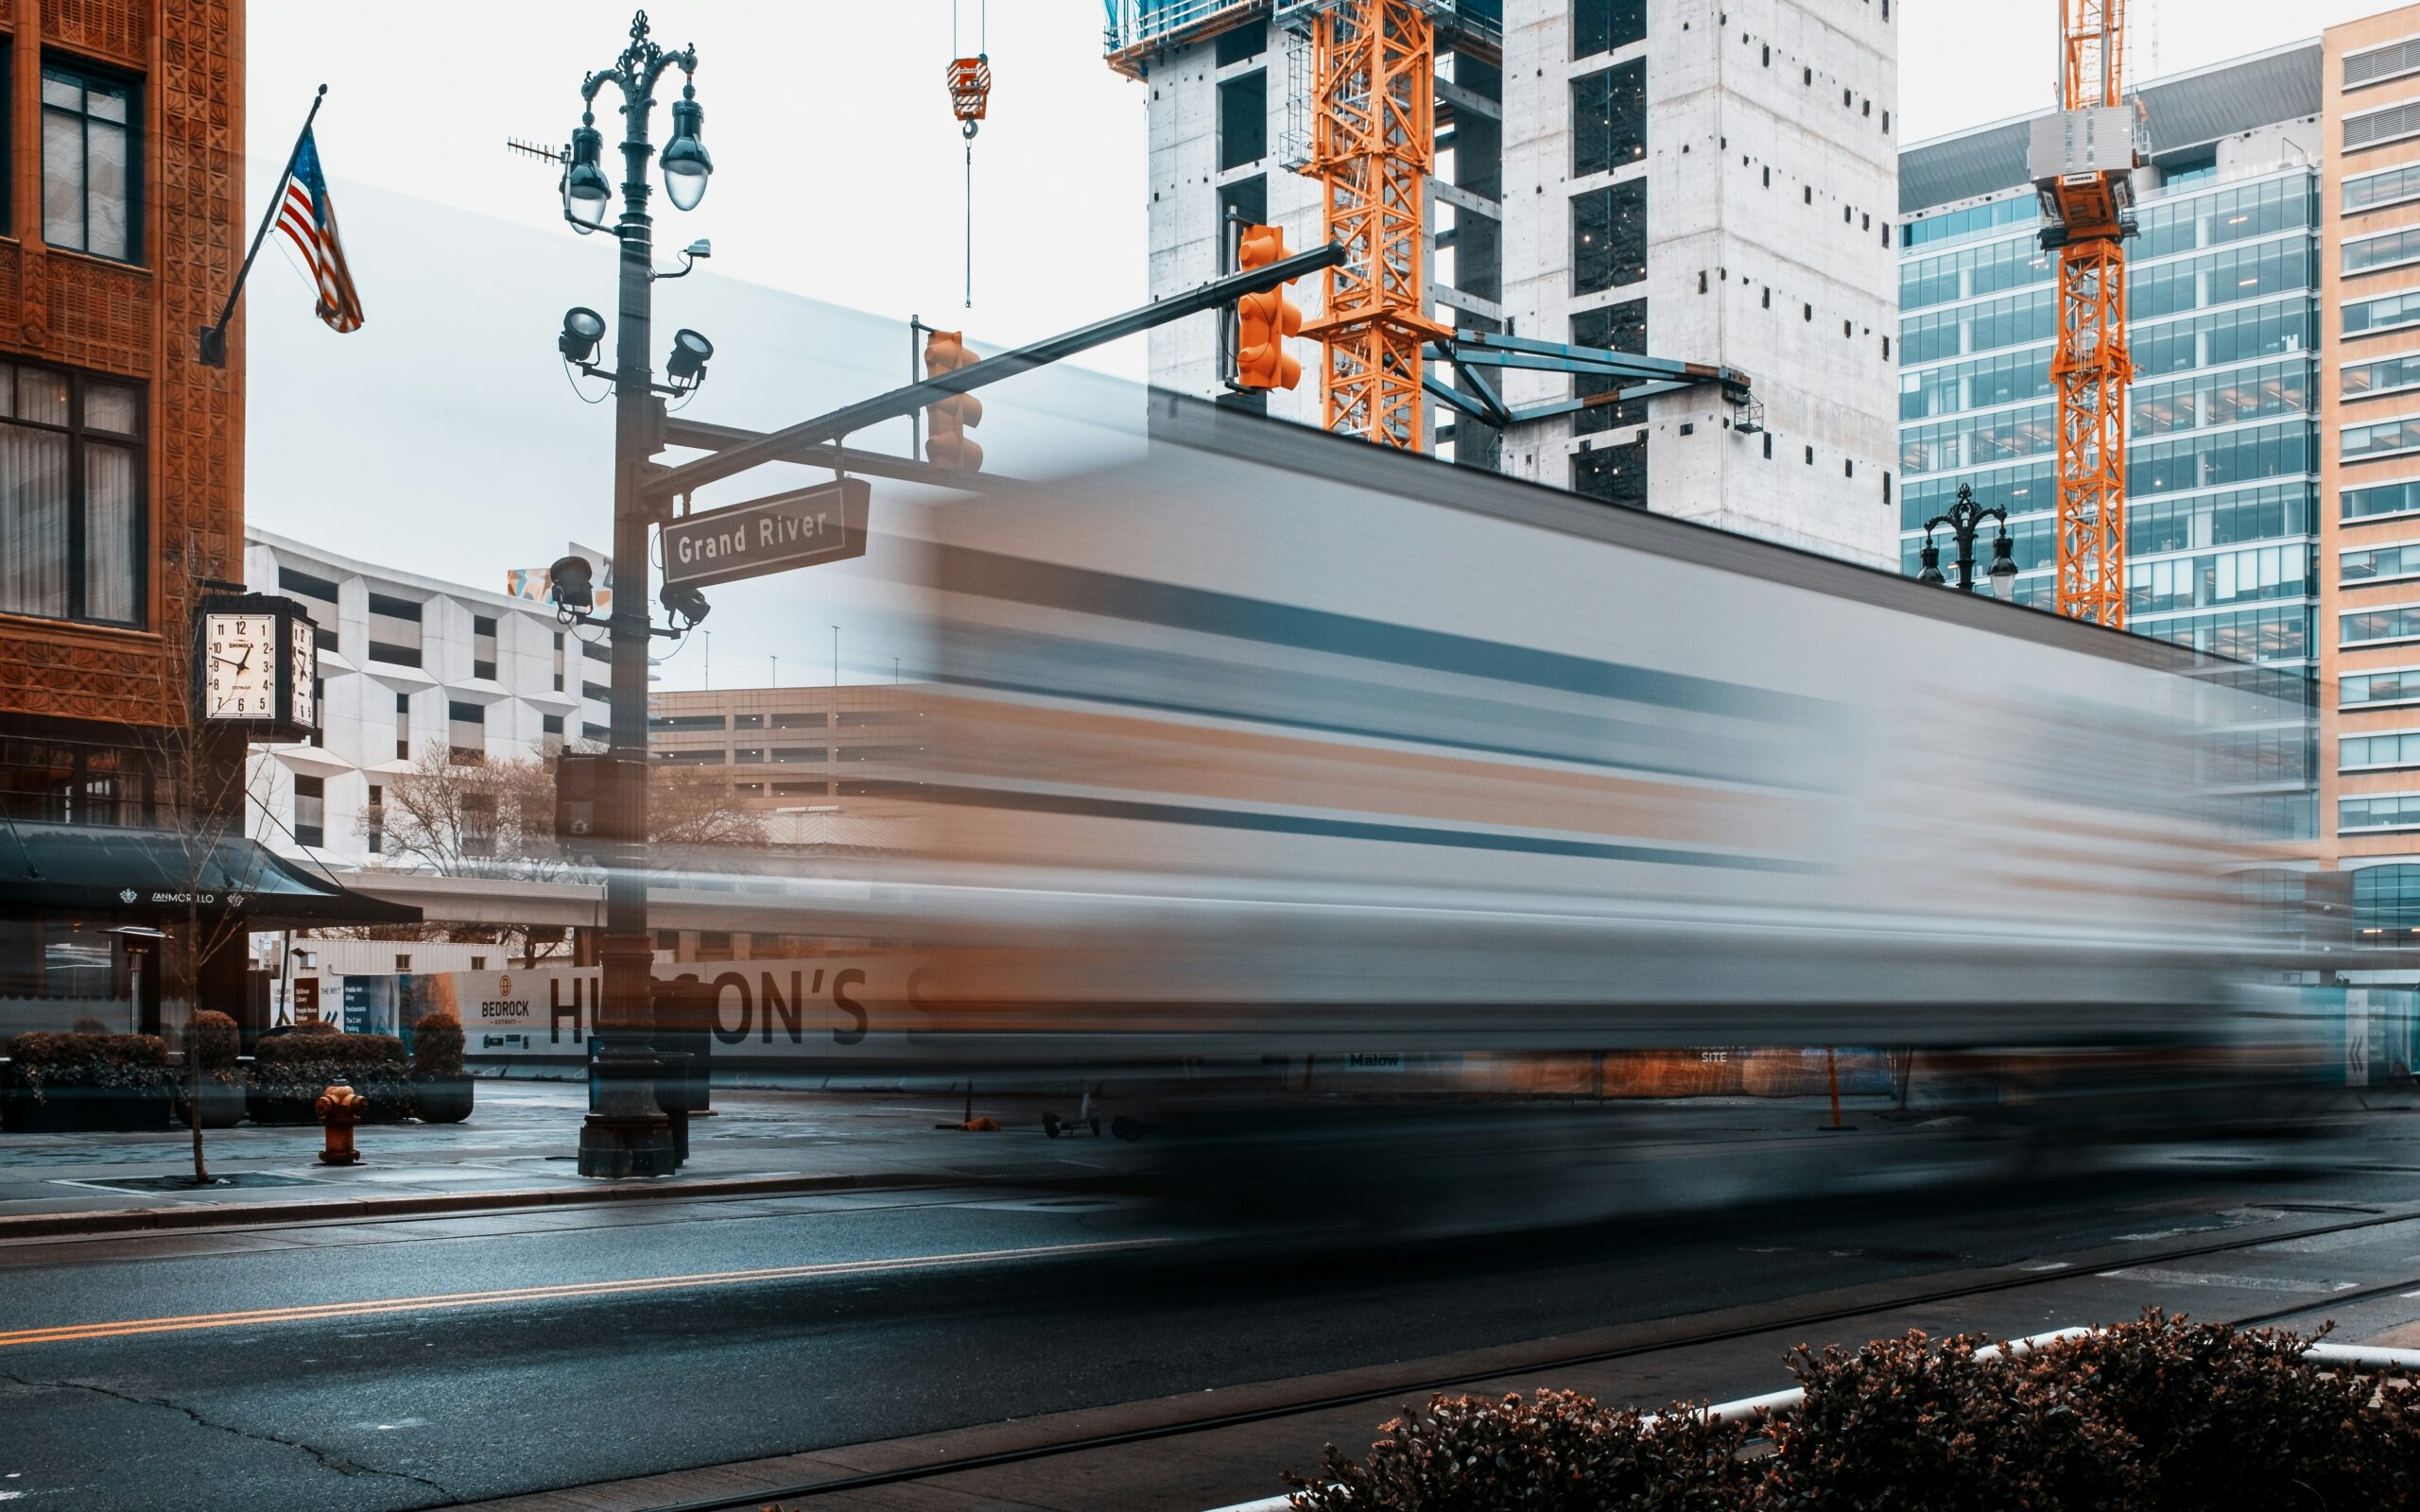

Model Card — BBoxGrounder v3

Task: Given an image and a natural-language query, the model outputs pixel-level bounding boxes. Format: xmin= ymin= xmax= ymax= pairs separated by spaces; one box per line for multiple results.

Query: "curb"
xmin=0 ymin=1170 xmax=952 ymax=1241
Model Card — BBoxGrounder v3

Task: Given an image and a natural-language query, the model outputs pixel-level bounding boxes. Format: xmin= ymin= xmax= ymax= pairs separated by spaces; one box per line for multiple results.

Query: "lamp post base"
xmin=578 ymin=1034 xmax=676 ymax=1178
xmin=577 ymin=1114 xmax=679 ymax=1177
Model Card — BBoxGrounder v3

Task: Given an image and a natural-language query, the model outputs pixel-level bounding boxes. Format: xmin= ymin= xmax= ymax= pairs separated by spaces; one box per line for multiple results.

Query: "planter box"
xmin=178 ymin=1078 xmax=248 ymax=1129
xmin=249 ymin=1079 xmax=411 ymax=1125
xmin=411 ymin=1074 xmax=475 ymax=1124
xmin=4 ymin=1084 xmax=171 ymax=1133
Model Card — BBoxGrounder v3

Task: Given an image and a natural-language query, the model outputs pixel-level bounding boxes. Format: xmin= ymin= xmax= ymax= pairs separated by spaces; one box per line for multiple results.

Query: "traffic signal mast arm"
xmin=1424 ymin=328 xmax=1755 ymax=430
xmin=651 ymin=240 xmax=1347 ymax=500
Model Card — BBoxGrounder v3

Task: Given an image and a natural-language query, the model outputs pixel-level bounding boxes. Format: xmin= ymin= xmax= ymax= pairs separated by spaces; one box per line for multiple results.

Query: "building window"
xmin=473 ymin=614 xmax=498 ymax=681
xmin=279 ymin=566 xmax=341 ymax=651
xmin=734 ymin=747 xmax=767 ymax=765
xmin=1573 ymin=0 xmax=1645 ymax=58
xmin=698 ymin=931 xmax=734 ymax=962
xmin=1219 ymin=174 xmax=1268 ymax=252
xmin=41 ymin=60 xmax=140 ymax=263
xmin=1572 ymin=180 xmax=1647 ymax=294
xmin=1571 ymin=301 xmax=1647 ymax=436
xmin=769 ymin=747 xmax=824 ymax=764
xmin=367 ymin=592 xmax=424 ymax=666
xmin=1219 ymin=70 xmax=1267 ymax=171
xmin=461 ymin=794 xmax=496 ymax=859
xmin=658 ymin=748 xmax=725 ymax=765
xmin=395 ymin=954 xmax=412 ymax=971
xmin=1571 ymin=60 xmax=1646 ymax=178
xmin=582 ymin=680 xmax=610 ymax=704
xmin=293 ymin=774 xmax=324 ymax=848
xmin=470 ymin=955 xmax=487 ymax=971
xmin=395 ymin=692 xmax=412 ymax=761
xmin=734 ymin=713 xmax=766 ymax=730
xmin=366 ymin=783 xmax=385 ymax=855
xmin=447 ymin=700 xmax=485 ymax=765
xmin=1572 ymin=438 xmax=1647 ymax=509
xmin=542 ymin=713 xmax=564 ymax=755
xmin=648 ymin=713 xmax=727 ymax=731
xmin=2340 ymin=730 xmax=2420 ymax=772
xmin=0 ymin=361 xmax=145 ymax=627
xmin=771 ymin=781 xmax=826 ymax=797
xmin=1217 ymin=19 xmax=1268 ymax=64
xmin=553 ymin=630 xmax=566 ymax=692
xmin=2357 ymin=864 xmax=2420 ymax=938
xmin=771 ymin=712 xmax=827 ymax=730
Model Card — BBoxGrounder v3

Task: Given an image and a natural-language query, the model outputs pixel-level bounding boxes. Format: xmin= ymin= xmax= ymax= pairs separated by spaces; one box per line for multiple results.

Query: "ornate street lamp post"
xmin=558 ymin=10 xmax=713 ymax=1177
xmin=1918 ymin=482 xmax=2019 ymax=600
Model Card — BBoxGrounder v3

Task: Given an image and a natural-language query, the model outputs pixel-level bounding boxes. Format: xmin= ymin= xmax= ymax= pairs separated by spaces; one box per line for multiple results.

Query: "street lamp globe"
xmin=562 ymin=122 xmax=614 ymax=232
xmin=660 ymin=91 xmax=713 ymax=213
xmin=1987 ymin=534 xmax=2018 ymax=601
xmin=1916 ymin=540 xmax=1946 ymax=586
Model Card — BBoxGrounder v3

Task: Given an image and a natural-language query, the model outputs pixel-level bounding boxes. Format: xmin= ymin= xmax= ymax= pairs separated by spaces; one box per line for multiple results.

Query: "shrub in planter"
xmin=247 ymin=1030 xmax=410 ymax=1125
xmin=176 ymin=1010 xmax=247 ymax=1129
xmin=1288 ymin=1390 xmax=1760 ymax=1512
xmin=408 ymin=1010 xmax=474 ymax=1124
xmin=1764 ymin=1330 xmax=2144 ymax=1512
xmin=2036 ymin=1310 xmax=2420 ymax=1512
xmin=2 ymin=1031 xmax=176 ymax=1132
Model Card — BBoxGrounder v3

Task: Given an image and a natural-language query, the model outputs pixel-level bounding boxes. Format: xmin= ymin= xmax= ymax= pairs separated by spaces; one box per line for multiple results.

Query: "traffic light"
xmin=1235 ymin=223 xmax=1304 ymax=391
xmin=923 ymin=330 xmax=985 ymax=472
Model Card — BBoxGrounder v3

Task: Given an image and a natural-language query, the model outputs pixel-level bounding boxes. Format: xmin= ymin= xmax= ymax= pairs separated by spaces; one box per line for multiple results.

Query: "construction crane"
xmin=1278 ymin=0 xmax=1450 ymax=451
xmin=2032 ymin=1 xmax=2142 ymax=627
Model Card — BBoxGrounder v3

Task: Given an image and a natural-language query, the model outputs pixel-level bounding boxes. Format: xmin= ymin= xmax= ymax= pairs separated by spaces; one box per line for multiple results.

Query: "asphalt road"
xmin=4 ymin=1108 xmax=2419 ymax=1511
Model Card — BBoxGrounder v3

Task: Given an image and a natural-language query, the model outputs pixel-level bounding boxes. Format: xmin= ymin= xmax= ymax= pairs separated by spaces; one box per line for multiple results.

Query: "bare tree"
xmin=140 ymin=601 xmax=282 ymax=1187
xmin=370 ymin=743 xmax=572 ymax=881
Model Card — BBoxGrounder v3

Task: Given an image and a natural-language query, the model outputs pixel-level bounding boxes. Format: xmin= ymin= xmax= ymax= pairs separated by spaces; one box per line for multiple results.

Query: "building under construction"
xmin=1103 ymin=0 xmax=1902 ymax=569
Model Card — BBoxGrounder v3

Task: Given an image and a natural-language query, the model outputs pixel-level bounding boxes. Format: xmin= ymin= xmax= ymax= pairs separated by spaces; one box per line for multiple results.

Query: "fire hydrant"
xmin=315 ymin=1082 xmax=367 ymax=1165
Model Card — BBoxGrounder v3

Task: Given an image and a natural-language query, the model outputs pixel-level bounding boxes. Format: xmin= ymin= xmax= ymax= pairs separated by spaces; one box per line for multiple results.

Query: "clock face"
xmin=204 ymin=612 xmax=276 ymax=720
xmin=289 ymin=616 xmax=318 ymax=728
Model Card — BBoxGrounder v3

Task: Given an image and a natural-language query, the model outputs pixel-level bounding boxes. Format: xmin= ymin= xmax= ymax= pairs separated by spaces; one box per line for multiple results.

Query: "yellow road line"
xmin=0 ymin=1237 xmax=1163 ymax=1349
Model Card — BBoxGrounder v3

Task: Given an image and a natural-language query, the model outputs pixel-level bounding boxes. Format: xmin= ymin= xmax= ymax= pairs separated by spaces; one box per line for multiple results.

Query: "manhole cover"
xmin=57 ymin=1172 xmax=323 ymax=1195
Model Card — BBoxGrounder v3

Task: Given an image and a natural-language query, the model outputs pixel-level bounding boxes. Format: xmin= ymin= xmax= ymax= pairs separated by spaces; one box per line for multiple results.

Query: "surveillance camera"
xmin=685 ymin=238 xmax=712 ymax=259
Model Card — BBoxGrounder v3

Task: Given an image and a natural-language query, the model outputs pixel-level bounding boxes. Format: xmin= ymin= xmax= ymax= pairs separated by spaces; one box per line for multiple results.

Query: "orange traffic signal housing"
xmin=1235 ymin=224 xmax=1305 ymax=391
xmin=923 ymin=330 xmax=985 ymax=472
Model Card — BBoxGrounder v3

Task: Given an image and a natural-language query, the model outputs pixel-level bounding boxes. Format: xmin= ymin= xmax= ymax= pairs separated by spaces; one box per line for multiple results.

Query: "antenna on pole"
xmin=507 ymin=136 xmax=570 ymax=168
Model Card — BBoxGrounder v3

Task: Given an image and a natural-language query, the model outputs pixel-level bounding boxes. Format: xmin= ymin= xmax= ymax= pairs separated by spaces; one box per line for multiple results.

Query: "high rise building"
xmin=1896 ymin=44 xmax=2326 ymax=846
xmin=1106 ymin=0 xmax=1901 ymax=566
xmin=2324 ymin=6 xmax=2420 ymax=947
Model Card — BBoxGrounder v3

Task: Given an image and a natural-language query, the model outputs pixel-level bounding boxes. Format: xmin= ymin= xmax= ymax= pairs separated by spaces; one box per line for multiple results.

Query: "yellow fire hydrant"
xmin=315 ymin=1082 xmax=367 ymax=1165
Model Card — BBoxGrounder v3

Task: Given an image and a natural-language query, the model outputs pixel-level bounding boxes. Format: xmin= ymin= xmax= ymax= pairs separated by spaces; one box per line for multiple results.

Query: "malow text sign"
xmin=661 ymin=478 xmax=871 ymax=590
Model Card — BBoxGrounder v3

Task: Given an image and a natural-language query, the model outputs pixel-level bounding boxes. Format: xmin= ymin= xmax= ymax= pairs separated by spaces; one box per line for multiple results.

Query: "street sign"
xmin=661 ymin=477 xmax=870 ymax=590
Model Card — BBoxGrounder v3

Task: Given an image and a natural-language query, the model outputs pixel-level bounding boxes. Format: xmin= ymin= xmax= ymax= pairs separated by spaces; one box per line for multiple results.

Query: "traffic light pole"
xmin=652 ymin=242 xmax=1346 ymax=498
xmin=576 ymin=22 xmax=692 ymax=1180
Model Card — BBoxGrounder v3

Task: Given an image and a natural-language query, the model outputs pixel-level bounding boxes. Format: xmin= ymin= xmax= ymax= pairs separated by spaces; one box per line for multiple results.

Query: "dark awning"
xmin=0 ymin=820 xmax=422 ymax=926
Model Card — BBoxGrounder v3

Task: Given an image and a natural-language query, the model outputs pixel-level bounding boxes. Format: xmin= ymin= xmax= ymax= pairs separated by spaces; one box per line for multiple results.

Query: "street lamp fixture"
xmin=547 ymin=554 xmax=596 ymax=615
xmin=666 ymin=328 xmax=714 ymax=389
xmin=559 ymin=306 xmax=607 ymax=365
xmin=1920 ymin=483 xmax=2017 ymax=601
xmin=561 ymin=121 xmax=613 ymax=232
xmin=660 ymin=580 xmax=711 ymax=629
xmin=659 ymin=87 xmax=713 ymax=212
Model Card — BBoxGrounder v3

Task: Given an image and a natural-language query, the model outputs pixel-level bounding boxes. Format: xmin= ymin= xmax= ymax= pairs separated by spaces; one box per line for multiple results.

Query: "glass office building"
xmin=1896 ymin=44 xmax=2325 ymax=840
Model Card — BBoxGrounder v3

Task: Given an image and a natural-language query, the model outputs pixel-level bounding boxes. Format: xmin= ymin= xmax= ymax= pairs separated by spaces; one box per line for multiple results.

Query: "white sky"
xmin=236 ymin=1 xmax=2410 ymax=688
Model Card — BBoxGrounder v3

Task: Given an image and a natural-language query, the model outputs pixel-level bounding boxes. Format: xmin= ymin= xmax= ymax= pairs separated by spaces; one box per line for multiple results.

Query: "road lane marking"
xmin=0 ymin=1237 xmax=1166 ymax=1349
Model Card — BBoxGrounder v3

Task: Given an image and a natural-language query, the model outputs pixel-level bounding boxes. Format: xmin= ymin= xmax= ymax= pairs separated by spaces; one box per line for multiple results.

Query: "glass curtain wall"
xmin=1896 ymin=167 xmax=2324 ymax=838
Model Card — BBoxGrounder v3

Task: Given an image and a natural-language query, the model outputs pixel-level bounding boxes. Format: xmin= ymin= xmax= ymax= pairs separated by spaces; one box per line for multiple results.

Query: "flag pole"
xmin=198 ymin=84 xmax=327 ymax=369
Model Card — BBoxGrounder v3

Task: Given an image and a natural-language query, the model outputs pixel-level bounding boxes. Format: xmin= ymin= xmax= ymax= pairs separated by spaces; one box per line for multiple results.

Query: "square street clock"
xmin=196 ymin=593 xmax=319 ymax=741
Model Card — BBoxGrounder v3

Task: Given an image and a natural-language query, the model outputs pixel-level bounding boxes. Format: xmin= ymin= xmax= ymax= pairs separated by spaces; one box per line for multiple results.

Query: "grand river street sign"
xmin=660 ymin=477 xmax=871 ymax=590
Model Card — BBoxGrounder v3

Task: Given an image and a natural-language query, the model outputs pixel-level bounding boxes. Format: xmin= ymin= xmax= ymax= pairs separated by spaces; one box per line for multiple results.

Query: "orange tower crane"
xmin=2035 ymin=0 xmax=2142 ymax=627
xmin=1284 ymin=0 xmax=1450 ymax=450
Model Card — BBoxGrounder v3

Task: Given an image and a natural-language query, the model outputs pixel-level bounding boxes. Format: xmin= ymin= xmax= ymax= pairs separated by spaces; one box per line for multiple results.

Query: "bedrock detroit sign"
xmin=661 ymin=477 xmax=873 ymax=590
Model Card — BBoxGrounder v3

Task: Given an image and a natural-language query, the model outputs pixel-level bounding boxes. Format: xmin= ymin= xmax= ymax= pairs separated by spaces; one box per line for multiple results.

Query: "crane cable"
xmin=949 ymin=0 xmax=991 ymax=308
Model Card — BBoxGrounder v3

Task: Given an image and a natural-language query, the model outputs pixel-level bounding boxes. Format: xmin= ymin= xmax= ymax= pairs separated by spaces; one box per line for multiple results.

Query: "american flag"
xmin=274 ymin=127 xmax=363 ymax=334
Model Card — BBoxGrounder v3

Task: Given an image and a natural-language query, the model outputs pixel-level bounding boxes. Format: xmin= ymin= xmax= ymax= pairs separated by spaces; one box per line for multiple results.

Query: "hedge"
xmin=1288 ymin=1312 xmax=2420 ymax=1511
xmin=1 ymin=1032 xmax=175 ymax=1095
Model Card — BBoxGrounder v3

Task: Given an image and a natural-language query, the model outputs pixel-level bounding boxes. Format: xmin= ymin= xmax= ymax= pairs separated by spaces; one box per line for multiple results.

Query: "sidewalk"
xmin=0 ymin=1079 xmax=1148 ymax=1233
